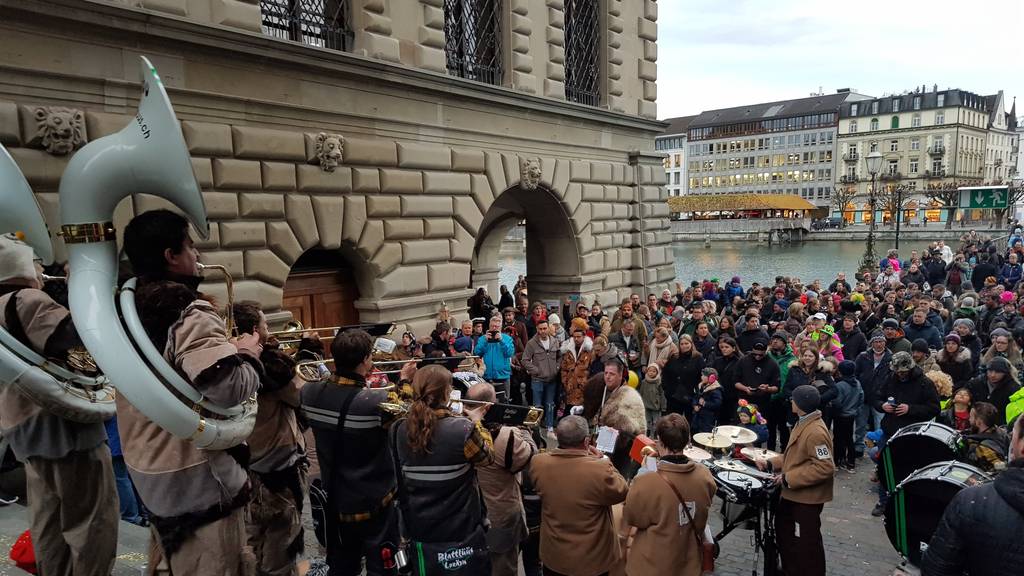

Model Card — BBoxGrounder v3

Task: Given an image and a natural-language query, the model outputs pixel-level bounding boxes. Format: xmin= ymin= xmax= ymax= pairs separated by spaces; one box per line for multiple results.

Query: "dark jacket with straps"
xmin=873 ymin=366 xmax=940 ymax=438
xmin=854 ymin=348 xmax=892 ymax=407
xmin=921 ymin=461 xmax=1024 ymax=576
xmin=661 ymin=350 xmax=704 ymax=405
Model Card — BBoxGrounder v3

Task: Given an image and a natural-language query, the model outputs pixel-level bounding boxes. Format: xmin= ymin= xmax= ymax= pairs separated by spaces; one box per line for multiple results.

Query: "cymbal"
xmin=683 ymin=445 xmax=713 ymax=462
xmin=740 ymin=446 xmax=782 ymax=461
xmin=713 ymin=459 xmax=750 ymax=472
xmin=693 ymin=432 xmax=733 ymax=449
xmin=714 ymin=425 xmax=760 ymax=446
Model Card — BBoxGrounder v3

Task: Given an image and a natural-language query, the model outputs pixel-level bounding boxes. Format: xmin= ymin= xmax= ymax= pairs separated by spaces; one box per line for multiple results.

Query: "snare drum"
xmin=883 ymin=422 xmax=963 ymax=491
xmin=884 ymin=460 xmax=991 ymax=566
xmin=683 ymin=445 xmax=713 ymax=463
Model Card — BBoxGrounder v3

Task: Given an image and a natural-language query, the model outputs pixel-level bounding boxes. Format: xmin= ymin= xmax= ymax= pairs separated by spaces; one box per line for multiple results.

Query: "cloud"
xmin=657 ymin=0 xmax=1024 ymax=120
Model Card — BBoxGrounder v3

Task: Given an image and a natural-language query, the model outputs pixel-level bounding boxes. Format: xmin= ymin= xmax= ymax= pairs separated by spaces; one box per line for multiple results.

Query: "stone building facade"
xmin=0 ymin=0 xmax=673 ymax=335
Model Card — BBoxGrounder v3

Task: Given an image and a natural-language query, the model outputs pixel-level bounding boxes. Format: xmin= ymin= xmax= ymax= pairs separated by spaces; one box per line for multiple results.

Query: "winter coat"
xmin=477 ymin=425 xmax=536 ymax=544
xmin=768 ymin=347 xmax=797 ymax=401
xmin=873 ymin=366 xmax=941 ymax=438
xmin=600 ymin=385 xmax=647 ymax=437
xmin=902 ymin=320 xmax=943 ymax=350
xmin=902 ymin=269 xmax=927 ymax=287
xmin=735 ymin=326 xmax=769 ymax=353
xmin=589 ymin=343 xmax=618 ymax=378
xmin=647 ymin=335 xmax=678 ymax=368
xmin=915 ymin=353 xmax=940 ymax=375
xmin=475 ymin=331 xmax=516 ymax=380
xmin=521 ymin=335 xmax=560 ymax=382
xmin=735 ymin=354 xmax=781 ymax=407
xmin=838 ymin=327 xmax=867 ymax=364
xmin=691 ymin=380 xmax=722 ymax=433
xmin=961 ymin=333 xmax=983 ymax=367
xmin=609 ymin=331 xmax=643 ymax=370
xmin=886 ymin=335 xmax=912 ymax=355
xmin=935 ymin=346 xmax=974 ymax=390
xmin=967 ymin=372 xmax=1022 ymax=424
xmin=832 ymin=376 xmax=864 ymax=418
xmin=559 ymin=337 xmax=594 ymax=406
xmin=529 ymin=449 xmax=628 ymax=576
xmin=854 ymin=349 xmax=892 ymax=407
xmin=661 ymin=350 xmax=704 ymax=406
xmin=622 ymin=458 xmax=717 ymax=576
xmin=764 ymin=411 xmax=834 ymax=505
xmin=999 ymin=262 xmax=1022 ymax=288
xmin=692 ymin=334 xmax=717 ymax=358
xmin=711 ymin=353 xmax=742 ymax=404
xmin=921 ymin=461 xmax=1024 ymax=576
xmin=963 ymin=427 xmax=1010 ymax=474
xmin=783 ymin=361 xmax=837 ymax=410
xmin=638 ymin=376 xmax=667 ymax=413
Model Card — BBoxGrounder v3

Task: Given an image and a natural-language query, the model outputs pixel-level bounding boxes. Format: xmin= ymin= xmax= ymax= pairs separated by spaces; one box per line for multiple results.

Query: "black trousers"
xmin=775 ymin=498 xmax=825 ymax=576
xmin=768 ymin=398 xmax=791 ymax=452
xmin=327 ymin=504 xmax=400 ymax=576
xmin=521 ymin=533 xmax=541 ymax=576
xmin=833 ymin=415 xmax=856 ymax=467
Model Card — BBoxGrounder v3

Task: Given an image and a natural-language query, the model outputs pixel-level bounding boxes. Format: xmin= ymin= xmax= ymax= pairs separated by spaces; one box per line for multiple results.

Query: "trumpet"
xmin=380 ymin=397 xmax=544 ymax=428
xmin=41 ymin=274 xmax=67 ymax=282
xmin=196 ymin=263 xmax=235 ymax=336
xmin=294 ymin=354 xmax=482 ymax=382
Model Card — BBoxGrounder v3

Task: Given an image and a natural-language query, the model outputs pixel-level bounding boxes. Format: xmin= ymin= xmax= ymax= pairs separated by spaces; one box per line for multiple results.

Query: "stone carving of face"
xmin=521 ymin=158 xmax=542 ymax=190
xmin=315 ymin=132 xmax=344 ymax=172
xmin=33 ymin=107 xmax=86 ymax=156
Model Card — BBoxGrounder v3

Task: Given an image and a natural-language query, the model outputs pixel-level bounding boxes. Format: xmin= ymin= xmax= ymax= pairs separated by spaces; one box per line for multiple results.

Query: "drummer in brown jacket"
xmin=529 ymin=415 xmax=628 ymax=576
xmin=756 ymin=384 xmax=834 ymax=576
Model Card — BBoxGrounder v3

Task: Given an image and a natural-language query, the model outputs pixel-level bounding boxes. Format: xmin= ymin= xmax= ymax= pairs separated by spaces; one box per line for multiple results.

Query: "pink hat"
xmin=1001 ymin=291 xmax=1015 ymax=304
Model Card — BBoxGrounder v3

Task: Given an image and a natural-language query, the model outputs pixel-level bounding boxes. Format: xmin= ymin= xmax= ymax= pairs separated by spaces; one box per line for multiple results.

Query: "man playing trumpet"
xmin=121 ymin=209 xmax=263 ymax=575
xmin=0 ymin=233 xmax=118 ymax=575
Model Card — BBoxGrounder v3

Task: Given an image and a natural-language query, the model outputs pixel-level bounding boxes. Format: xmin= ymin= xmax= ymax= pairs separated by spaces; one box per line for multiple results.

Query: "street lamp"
xmin=861 ymin=151 xmax=884 ymax=273
xmin=893 ymin=183 xmax=913 ymax=250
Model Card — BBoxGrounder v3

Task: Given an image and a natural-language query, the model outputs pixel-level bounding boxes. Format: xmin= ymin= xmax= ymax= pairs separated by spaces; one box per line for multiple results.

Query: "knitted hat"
xmin=953 ymin=318 xmax=975 ymax=332
xmin=890 ymin=351 xmax=915 ymax=372
xmin=731 ymin=276 xmax=741 ymax=284
xmin=961 ymin=296 xmax=976 ymax=308
xmin=870 ymin=332 xmax=887 ymax=343
xmin=791 ymin=385 xmax=820 ymax=413
xmin=775 ymin=299 xmax=790 ymax=310
xmin=882 ymin=318 xmax=900 ymax=330
xmin=548 ymin=313 xmax=561 ymax=326
xmin=0 ymin=234 xmax=37 ymax=285
xmin=570 ymin=317 xmax=588 ymax=334
xmin=838 ymin=360 xmax=856 ymax=377
xmin=911 ymin=339 xmax=930 ymax=354
xmin=988 ymin=356 xmax=1012 ymax=375
xmin=1001 ymin=291 xmax=1016 ymax=304
xmin=944 ymin=333 xmax=961 ymax=345
xmin=770 ymin=331 xmax=790 ymax=343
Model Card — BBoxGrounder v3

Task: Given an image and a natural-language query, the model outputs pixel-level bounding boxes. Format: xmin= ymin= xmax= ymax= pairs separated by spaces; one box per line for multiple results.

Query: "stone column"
xmin=351 ymin=0 xmax=402 ymax=62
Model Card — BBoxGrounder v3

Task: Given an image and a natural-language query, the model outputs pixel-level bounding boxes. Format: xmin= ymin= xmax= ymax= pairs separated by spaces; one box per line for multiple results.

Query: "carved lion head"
xmin=521 ymin=158 xmax=542 ymax=190
xmin=315 ymin=132 xmax=344 ymax=172
xmin=33 ymin=107 xmax=86 ymax=156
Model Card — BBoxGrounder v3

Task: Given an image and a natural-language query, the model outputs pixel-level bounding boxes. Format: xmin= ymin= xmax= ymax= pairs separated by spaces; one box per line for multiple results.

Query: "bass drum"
xmin=884 ymin=460 xmax=991 ymax=566
xmin=883 ymin=421 xmax=962 ymax=491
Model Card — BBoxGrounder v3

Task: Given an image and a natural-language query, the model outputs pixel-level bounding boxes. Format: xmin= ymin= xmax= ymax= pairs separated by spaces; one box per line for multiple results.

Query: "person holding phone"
xmin=476 ymin=315 xmax=517 ymax=402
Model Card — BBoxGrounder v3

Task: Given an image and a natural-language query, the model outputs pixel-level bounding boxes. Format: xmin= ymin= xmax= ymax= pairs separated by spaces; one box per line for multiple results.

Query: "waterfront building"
xmin=655 ymin=114 xmax=697 ymax=197
xmin=836 ymin=86 xmax=1014 ymax=225
xmin=0 ymin=0 xmax=674 ymax=336
xmin=984 ymin=92 xmax=1017 ymax=185
xmin=683 ymin=90 xmax=871 ymax=212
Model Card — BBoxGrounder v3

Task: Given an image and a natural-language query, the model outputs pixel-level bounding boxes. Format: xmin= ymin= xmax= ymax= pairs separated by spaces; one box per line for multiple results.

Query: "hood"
xmin=560 ymin=335 xmax=593 ymax=357
xmin=936 ymin=347 xmax=972 ymax=364
xmin=700 ymin=379 xmax=722 ymax=393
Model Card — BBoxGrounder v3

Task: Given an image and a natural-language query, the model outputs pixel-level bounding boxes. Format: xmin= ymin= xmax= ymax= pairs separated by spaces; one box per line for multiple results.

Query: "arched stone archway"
xmin=282 ymin=248 xmax=364 ymax=330
xmin=472 ymin=183 xmax=582 ymax=305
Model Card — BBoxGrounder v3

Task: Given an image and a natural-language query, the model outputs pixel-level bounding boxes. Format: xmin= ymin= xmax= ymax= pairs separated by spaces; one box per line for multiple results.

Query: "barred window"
xmin=443 ymin=0 xmax=502 ymax=85
xmin=261 ymin=0 xmax=352 ymax=51
xmin=563 ymin=0 xmax=599 ymax=105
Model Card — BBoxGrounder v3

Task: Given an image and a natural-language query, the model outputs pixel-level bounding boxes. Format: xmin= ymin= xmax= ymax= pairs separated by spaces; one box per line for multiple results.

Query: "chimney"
xmin=933 ymin=84 xmax=938 ymax=93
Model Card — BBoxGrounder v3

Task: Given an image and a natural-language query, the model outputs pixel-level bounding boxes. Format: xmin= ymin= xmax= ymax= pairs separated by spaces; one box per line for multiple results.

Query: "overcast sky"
xmin=658 ymin=0 xmax=1024 ymax=120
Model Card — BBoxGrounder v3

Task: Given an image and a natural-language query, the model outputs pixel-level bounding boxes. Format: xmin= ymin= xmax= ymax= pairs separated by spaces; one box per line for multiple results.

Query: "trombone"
xmin=196 ymin=263 xmax=235 ymax=335
xmin=272 ymin=321 xmax=397 ymax=345
xmin=294 ymin=354 xmax=482 ymax=382
xmin=379 ymin=397 xmax=544 ymax=428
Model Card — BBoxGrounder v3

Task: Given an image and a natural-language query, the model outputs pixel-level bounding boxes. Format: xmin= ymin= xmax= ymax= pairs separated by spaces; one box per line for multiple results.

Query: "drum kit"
xmin=689 ymin=426 xmax=783 ymax=576
xmin=881 ymin=421 xmax=993 ymax=568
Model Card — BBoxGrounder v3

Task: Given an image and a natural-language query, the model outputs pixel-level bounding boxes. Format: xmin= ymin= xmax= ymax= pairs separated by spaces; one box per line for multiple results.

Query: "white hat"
xmin=549 ymin=313 xmax=561 ymax=326
xmin=0 ymin=233 xmax=38 ymax=285
xmin=812 ymin=312 xmax=828 ymax=321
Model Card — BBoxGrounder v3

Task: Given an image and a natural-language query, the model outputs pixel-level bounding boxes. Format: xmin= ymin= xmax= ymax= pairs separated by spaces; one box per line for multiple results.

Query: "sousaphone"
xmin=59 ymin=57 xmax=254 ymax=449
xmin=0 ymin=144 xmax=116 ymax=423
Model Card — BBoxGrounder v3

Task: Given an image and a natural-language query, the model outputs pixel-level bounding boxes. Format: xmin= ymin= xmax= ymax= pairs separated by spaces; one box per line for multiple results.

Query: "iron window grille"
xmin=443 ymin=0 xmax=502 ymax=86
xmin=563 ymin=0 xmax=600 ymax=106
xmin=261 ymin=0 xmax=353 ymax=51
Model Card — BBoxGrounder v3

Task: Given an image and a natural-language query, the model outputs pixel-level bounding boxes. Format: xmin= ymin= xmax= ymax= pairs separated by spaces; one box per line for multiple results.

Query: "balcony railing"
xmin=928 ymin=145 xmax=946 ymax=156
xmin=843 ymin=152 xmax=859 ymax=162
xmin=880 ymin=171 xmax=902 ymax=181
xmin=925 ymin=169 xmax=945 ymax=179
xmin=839 ymin=175 xmax=859 ymax=183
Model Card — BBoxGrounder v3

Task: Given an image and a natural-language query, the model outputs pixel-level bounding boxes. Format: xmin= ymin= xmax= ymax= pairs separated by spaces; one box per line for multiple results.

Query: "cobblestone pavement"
xmin=0 ymin=457 xmax=909 ymax=575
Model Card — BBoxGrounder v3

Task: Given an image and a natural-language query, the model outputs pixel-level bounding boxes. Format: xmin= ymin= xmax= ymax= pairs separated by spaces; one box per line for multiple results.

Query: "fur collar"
xmin=936 ymin=347 xmax=972 ymax=364
xmin=560 ymin=335 xmax=593 ymax=358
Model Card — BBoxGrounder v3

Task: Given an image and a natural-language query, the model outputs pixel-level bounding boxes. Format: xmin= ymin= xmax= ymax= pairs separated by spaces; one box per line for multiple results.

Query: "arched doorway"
xmin=282 ymin=249 xmax=361 ymax=331
xmin=472 ymin=184 xmax=581 ymax=306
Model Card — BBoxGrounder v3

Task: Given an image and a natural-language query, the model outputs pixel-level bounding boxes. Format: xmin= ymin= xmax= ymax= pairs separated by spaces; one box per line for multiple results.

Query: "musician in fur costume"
xmin=598 ymin=359 xmax=647 ymax=478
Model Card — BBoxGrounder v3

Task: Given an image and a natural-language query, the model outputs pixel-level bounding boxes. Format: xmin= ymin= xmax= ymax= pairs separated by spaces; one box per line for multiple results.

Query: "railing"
xmin=563 ymin=0 xmax=600 ymax=106
xmin=925 ymin=169 xmax=945 ymax=178
xmin=839 ymin=175 xmax=859 ymax=183
xmin=928 ymin=145 xmax=946 ymax=155
xmin=260 ymin=0 xmax=352 ymax=51
xmin=444 ymin=0 xmax=503 ymax=86
xmin=671 ymin=217 xmax=812 ymax=234
xmin=843 ymin=152 xmax=859 ymax=162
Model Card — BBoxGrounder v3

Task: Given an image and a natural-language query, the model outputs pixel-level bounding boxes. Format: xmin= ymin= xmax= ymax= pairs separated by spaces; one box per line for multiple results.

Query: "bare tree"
xmin=831 ymin=185 xmax=860 ymax=227
xmin=876 ymin=183 xmax=914 ymax=228
xmin=923 ymin=181 xmax=959 ymax=229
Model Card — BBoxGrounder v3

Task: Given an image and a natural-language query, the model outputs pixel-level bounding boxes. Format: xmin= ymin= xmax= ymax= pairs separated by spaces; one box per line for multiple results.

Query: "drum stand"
xmin=714 ymin=490 xmax=780 ymax=576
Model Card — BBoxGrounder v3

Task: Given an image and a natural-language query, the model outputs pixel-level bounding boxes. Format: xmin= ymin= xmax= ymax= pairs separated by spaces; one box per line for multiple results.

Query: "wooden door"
xmin=282 ymin=269 xmax=360 ymax=335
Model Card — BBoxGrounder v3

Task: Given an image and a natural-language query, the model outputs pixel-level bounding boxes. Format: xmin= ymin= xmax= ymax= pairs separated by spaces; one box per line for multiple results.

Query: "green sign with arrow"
xmin=959 ymin=186 xmax=1009 ymax=209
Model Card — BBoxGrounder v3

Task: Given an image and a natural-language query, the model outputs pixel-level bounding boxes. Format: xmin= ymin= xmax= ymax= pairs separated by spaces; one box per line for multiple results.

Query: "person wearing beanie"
xmin=911 ymin=338 xmax=941 ymax=373
xmin=832 ymin=360 xmax=864 ymax=471
xmin=547 ymin=312 xmax=566 ymax=346
xmin=952 ymin=318 xmax=983 ymax=366
xmin=967 ymin=355 xmax=1022 ymax=423
xmin=755 ymin=384 xmax=834 ymax=576
xmin=767 ymin=332 xmax=797 ymax=451
xmin=692 ymin=368 xmax=723 ymax=434
xmin=0 ymin=233 xmax=119 ymax=575
xmin=881 ymin=317 xmax=912 ymax=354
xmin=726 ymin=276 xmax=744 ymax=303
xmin=854 ymin=333 xmax=892 ymax=457
xmin=871 ymin=350 xmax=940 ymax=516
xmin=936 ymin=332 xmax=974 ymax=390
xmin=838 ymin=313 xmax=867 ymax=362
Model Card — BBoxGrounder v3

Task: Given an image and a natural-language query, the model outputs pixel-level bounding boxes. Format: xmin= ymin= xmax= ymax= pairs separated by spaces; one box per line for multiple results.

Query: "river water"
xmin=497 ymin=239 xmax=941 ymax=289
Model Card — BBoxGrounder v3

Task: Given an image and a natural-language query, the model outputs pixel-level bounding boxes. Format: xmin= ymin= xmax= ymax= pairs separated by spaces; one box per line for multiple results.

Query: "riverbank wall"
xmin=673 ymin=227 xmax=1004 ymax=243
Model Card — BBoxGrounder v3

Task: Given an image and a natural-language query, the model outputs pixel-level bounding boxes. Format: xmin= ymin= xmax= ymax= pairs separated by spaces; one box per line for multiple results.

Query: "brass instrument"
xmin=294 ymin=354 xmax=482 ymax=382
xmin=41 ymin=274 xmax=67 ymax=282
xmin=196 ymin=263 xmax=235 ymax=336
xmin=379 ymin=397 xmax=544 ymax=428
xmin=271 ymin=320 xmax=397 ymax=343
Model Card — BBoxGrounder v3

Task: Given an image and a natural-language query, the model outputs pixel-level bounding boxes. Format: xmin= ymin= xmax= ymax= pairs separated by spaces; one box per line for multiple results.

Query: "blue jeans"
xmin=854 ymin=405 xmax=884 ymax=455
xmin=111 ymin=455 xmax=143 ymax=524
xmin=531 ymin=379 xmax=557 ymax=429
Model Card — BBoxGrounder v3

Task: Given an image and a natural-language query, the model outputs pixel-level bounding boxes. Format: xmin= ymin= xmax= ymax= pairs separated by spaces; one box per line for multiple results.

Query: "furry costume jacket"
xmin=600 ymin=384 xmax=647 ymax=437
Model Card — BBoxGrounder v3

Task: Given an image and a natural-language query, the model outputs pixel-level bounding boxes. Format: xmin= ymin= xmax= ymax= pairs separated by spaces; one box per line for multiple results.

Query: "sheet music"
xmin=596 ymin=426 xmax=619 ymax=454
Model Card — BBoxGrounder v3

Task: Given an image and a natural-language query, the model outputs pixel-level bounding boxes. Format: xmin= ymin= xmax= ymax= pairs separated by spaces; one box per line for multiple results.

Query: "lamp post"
xmin=861 ymin=151 xmax=884 ymax=273
xmin=893 ymin=183 xmax=913 ymax=250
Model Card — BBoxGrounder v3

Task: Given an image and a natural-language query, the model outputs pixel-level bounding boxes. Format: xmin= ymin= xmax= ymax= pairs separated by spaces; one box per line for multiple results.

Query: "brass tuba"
xmin=0 ymin=143 xmax=116 ymax=423
xmin=59 ymin=57 xmax=254 ymax=449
